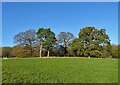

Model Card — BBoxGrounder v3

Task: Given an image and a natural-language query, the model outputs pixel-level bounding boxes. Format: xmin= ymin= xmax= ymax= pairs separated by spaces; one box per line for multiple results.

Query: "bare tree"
xmin=57 ymin=32 xmax=74 ymax=56
xmin=14 ymin=29 xmax=36 ymax=57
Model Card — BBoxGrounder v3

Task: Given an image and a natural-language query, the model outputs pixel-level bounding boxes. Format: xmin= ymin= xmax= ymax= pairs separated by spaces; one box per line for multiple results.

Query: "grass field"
xmin=2 ymin=57 xmax=118 ymax=83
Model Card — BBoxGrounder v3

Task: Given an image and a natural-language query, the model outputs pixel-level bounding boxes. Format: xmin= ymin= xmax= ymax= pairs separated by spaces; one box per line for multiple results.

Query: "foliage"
xmin=90 ymin=50 xmax=102 ymax=58
xmin=67 ymin=38 xmax=84 ymax=56
xmin=111 ymin=44 xmax=118 ymax=58
xmin=2 ymin=47 xmax=11 ymax=58
xmin=11 ymin=45 xmax=23 ymax=57
xmin=36 ymin=28 xmax=56 ymax=57
xmin=68 ymin=27 xmax=111 ymax=58
xmin=11 ymin=45 xmax=31 ymax=57
xmin=1 ymin=26 xmax=118 ymax=58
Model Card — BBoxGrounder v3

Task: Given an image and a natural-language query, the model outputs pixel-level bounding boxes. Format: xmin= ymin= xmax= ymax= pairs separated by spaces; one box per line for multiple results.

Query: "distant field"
xmin=2 ymin=57 xmax=118 ymax=83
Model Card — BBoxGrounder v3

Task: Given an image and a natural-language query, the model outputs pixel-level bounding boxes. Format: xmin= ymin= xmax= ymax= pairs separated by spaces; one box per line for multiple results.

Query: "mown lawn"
xmin=2 ymin=57 xmax=118 ymax=83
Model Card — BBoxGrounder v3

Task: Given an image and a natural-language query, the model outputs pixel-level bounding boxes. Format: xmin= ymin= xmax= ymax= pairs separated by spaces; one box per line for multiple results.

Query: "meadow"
xmin=2 ymin=57 xmax=118 ymax=83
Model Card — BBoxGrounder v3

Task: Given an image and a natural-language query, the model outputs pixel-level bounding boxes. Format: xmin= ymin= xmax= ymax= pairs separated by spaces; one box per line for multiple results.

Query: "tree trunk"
xmin=29 ymin=40 xmax=32 ymax=57
xmin=64 ymin=47 xmax=67 ymax=57
xmin=88 ymin=56 xmax=90 ymax=59
xmin=47 ymin=50 xmax=49 ymax=57
xmin=30 ymin=47 xmax=32 ymax=57
xmin=39 ymin=44 xmax=42 ymax=58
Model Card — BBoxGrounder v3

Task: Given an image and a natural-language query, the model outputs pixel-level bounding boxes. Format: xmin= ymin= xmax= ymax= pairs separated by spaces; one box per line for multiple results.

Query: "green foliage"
xmin=2 ymin=47 xmax=11 ymax=58
xmin=90 ymin=50 xmax=102 ymax=58
xmin=2 ymin=58 xmax=118 ymax=83
xmin=36 ymin=28 xmax=56 ymax=50
xmin=1 ymin=26 xmax=116 ymax=58
xmin=111 ymin=44 xmax=118 ymax=58
xmin=68 ymin=38 xmax=84 ymax=56
xmin=68 ymin=27 xmax=111 ymax=58
xmin=36 ymin=28 xmax=56 ymax=57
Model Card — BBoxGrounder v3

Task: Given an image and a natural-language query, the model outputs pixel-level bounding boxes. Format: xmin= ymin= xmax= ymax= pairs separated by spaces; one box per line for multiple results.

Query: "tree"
xmin=14 ymin=29 xmax=36 ymax=57
xmin=2 ymin=47 xmax=11 ymax=58
xmin=57 ymin=32 xmax=74 ymax=56
xmin=68 ymin=38 xmax=84 ymax=57
xmin=11 ymin=45 xmax=31 ymax=57
xmin=78 ymin=27 xmax=111 ymax=58
xmin=11 ymin=45 xmax=23 ymax=57
xmin=0 ymin=48 xmax=2 ymax=57
xmin=111 ymin=44 xmax=118 ymax=58
xmin=36 ymin=28 xmax=56 ymax=57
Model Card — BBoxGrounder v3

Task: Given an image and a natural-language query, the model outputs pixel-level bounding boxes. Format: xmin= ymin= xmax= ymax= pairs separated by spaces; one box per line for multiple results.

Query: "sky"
xmin=1 ymin=0 xmax=120 ymax=2
xmin=2 ymin=2 xmax=118 ymax=47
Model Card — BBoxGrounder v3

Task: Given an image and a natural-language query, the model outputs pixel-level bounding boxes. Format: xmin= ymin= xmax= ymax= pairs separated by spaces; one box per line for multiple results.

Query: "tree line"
xmin=1 ymin=27 xmax=119 ymax=58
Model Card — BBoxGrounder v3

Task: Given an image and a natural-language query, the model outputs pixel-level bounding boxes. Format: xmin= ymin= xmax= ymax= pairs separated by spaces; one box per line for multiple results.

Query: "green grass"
xmin=2 ymin=57 xmax=118 ymax=83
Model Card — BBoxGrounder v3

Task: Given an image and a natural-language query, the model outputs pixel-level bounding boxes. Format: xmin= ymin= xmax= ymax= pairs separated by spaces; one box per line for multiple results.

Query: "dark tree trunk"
xmin=30 ymin=42 xmax=32 ymax=57
xmin=30 ymin=47 xmax=32 ymax=57
xmin=64 ymin=47 xmax=67 ymax=56
xmin=28 ymin=39 xmax=32 ymax=57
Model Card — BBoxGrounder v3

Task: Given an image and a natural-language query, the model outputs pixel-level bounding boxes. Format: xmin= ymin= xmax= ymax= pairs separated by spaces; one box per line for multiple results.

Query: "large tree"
xmin=36 ymin=28 xmax=56 ymax=57
xmin=57 ymin=32 xmax=74 ymax=56
xmin=14 ymin=29 xmax=36 ymax=57
xmin=78 ymin=27 xmax=111 ymax=58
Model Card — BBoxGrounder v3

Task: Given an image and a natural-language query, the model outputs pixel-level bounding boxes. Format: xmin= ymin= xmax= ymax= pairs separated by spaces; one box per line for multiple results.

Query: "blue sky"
xmin=2 ymin=2 xmax=118 ymax=47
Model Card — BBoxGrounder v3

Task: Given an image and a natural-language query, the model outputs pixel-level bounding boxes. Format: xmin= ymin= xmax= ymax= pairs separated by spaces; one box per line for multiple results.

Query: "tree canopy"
xmin=57 ymin=32 xmax=74 ymax=56
xmin=14 ymin=29 xmax=36 ymax=57
xmin=1 ymin=26 xmax=118 ymax=59
xmin=36 ymin=28 xmax=56 ymax=57
xmin=68 ymin=27 xmax=111 ymax=58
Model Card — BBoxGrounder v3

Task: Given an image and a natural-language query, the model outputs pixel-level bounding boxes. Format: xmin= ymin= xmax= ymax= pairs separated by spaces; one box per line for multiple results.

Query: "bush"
xmin=90 ymin=50 xmax=102 ymax=58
